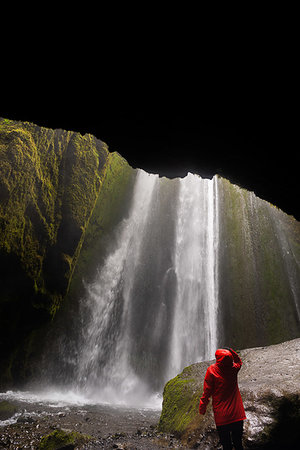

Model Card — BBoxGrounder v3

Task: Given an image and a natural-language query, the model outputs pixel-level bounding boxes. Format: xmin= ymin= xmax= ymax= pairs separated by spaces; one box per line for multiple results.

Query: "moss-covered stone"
xmin=159 ymin=338 xmax=300 ymax=448
xmin=38 ymin=428 xmax=91 ymax=449
xmin=159 ymin=373 xmax=202 ymax=436
xmin=0 ymin=400 xmax=18 ymax=420
xmin=158 ymin=359 xmax=214 ymax=442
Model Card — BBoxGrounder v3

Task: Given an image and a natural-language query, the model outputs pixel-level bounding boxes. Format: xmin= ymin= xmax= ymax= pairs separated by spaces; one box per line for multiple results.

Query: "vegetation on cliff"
xmin=0 ymin=117 xmax=134 ymax=387
xmin=0 ymin=117 xmax=110 ymax=313
xmin=217 ymin=177 xmax=300 ymax=349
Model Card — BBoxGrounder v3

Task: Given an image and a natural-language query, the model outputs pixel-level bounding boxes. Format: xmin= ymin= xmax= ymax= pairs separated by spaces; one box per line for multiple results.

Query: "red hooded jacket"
xmin=199 ymin=348 xmax=246 ymax=426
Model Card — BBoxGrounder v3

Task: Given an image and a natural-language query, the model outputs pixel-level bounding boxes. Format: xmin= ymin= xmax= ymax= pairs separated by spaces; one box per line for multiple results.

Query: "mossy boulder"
xmin=0 ymin=400 xmax=18 ymax=420
xmin=159 ymin=338 xmax=300 ymax=448
xmin=39 ymin=429 xmax=91 ymax=449
xmin=158 ymin=359 xmax=218 ymax=447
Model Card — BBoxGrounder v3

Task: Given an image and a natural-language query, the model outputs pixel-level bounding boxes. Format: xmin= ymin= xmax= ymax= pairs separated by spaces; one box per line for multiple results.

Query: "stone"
xmin=38 ymin=428 xmax=91 ymax=449
xmin=158 ymin=338 xmax=300 ymax=448
xmin=0 ymin=400 xmax=18 ymax=420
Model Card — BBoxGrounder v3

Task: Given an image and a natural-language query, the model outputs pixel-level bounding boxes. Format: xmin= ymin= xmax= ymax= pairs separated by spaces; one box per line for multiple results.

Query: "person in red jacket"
xmin=199 ymin=347 xmax=246 ymax=450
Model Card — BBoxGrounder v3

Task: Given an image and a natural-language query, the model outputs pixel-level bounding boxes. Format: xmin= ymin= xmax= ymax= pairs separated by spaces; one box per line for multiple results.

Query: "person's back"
xmin=199 ymin=347 xmax=246 ymax=449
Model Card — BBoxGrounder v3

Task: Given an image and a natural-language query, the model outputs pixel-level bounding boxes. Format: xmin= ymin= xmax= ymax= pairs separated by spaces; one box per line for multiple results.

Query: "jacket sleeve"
xmin=199 ymin=368 xmax=214 ymax=414
xmin=230 ymin=348 xmax=242 ymax=371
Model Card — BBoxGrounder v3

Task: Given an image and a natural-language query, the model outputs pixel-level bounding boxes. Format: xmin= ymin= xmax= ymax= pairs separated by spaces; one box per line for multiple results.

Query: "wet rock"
xmin=38 ymin=428 xmax=91 ymax=449
xmin=17 ymin=415 xmax=36 ymax=424
xmin=0 ymin=401 xmax=18 ymax=420
xmin=159 ymin=338 xmax=300 ymax=448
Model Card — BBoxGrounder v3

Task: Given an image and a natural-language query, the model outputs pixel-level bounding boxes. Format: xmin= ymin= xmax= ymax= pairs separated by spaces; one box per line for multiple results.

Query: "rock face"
xmin=217 ymin=177 xmax=300 ymax=350
xmin=158 ymin=338 xmax=300 ymax=449
xmin=0 ymin=118 xmax=135 ymax=387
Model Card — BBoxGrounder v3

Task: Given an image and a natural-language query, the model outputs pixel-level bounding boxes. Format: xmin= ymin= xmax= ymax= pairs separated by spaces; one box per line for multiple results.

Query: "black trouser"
xmin=216 ymin=420 xmax=244 ymax=450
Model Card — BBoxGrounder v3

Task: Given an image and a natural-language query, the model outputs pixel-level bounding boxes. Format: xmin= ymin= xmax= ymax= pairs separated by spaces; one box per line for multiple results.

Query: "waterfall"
xmin=70 ymin=170 xmax=219 ymax=406
xmin=75 ymin=170 xmax=160 ymax=405
xmin=169 ymin=173 xmax=219 ymax=377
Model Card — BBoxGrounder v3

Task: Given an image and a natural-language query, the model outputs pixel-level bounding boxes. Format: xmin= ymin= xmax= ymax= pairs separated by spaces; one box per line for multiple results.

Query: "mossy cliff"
xmin=0 ymin=117 xmax=135 ymax=387
xmin=158 ymin=338 xmax=300 ymax=449
xmin=217 ymin=177 xmax=300 ymax=349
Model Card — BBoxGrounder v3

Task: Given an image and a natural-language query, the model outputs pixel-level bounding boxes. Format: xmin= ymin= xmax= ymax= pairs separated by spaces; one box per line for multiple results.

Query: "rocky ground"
xmin=1 ymin=338 xmax=299 ymax=449
xmin=0 ymin=398 xmax=191 ymax=449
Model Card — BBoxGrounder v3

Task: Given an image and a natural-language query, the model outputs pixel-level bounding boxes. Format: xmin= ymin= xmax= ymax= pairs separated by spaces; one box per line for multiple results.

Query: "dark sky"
xmin=1 ymin=11 xmax=298 ymax=220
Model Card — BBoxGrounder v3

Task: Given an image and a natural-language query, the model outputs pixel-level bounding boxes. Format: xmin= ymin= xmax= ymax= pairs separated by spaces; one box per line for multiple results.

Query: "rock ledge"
xmin=159 ymin=338 xmax=300 ymax=449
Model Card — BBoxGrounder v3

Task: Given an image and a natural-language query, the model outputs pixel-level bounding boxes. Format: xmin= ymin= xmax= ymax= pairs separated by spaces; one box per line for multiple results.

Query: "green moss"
xmin=158 ymin=369 xmax=201 ymax=435
xmin=39 ymin=429 xmax=91 ymax=449
xmin=0 ymin=117 xmax=117 ymax=387
xmin=1 ymin=118 xmax=12 ymax=125
xmin=67 ymin=151 xmax=135 ymax=296
xmin=158 ymin=360 xmax=216 ymax=444
xmin=0 ymin=117 xmax=137 ymax=388
xmin=0 ymin=118 xmax=110 ymax=315
xmin=0 ymin=400 xmax=17 ymax=420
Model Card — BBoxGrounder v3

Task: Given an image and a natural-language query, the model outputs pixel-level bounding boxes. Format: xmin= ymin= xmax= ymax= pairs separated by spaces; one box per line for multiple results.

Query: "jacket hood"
xmin=215 ymin=349 xmax=233 ymax=368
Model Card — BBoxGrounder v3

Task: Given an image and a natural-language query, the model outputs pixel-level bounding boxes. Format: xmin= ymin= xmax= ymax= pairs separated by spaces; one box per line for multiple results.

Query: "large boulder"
xmin=158 ymin=338 xmax=300 ymax=449
xmin=0 ymin=400 xmax=18 ymax=421
xmin=39 ymin=429 xmax=91 ymax=449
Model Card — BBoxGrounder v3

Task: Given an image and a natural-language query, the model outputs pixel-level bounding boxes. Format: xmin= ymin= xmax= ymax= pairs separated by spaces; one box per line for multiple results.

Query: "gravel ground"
xmin=0 ymin=396 xmax=189 ymax=449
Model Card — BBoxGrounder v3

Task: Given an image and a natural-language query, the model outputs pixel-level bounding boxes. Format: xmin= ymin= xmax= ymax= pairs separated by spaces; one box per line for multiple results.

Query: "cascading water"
xmin=169 ymin=174 xmax=219 ymax=377
xmin=75 ymin=170 xmax=160 ymax=405
xmin=70 ymin=170 xmax=219 ymax=406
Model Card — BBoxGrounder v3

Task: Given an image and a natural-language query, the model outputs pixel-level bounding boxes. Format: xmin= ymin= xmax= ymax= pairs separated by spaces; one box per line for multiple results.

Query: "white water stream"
xmin=169 ymin=173 xmax=219 ymax=376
